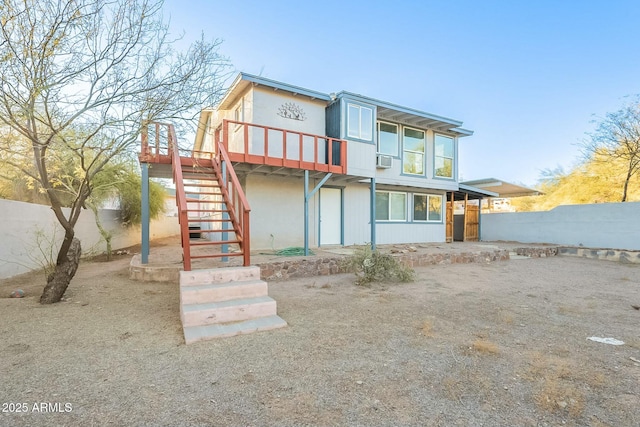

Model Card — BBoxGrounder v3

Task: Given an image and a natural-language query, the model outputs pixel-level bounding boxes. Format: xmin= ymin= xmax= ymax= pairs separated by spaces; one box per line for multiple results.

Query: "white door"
xmin=320 ymin=187 xmax=342 ymax=245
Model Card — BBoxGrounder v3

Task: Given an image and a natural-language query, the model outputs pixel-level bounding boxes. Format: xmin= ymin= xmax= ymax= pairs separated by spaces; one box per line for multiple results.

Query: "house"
xmin=137 ymin=73 xmax=497 ymax=342
xmin=189 ymin=72 xmax=495 ymax=252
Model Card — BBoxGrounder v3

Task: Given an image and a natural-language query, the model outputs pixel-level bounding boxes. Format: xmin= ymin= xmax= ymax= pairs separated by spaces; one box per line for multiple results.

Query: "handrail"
xmin=215 ymin=141 xmax=252 ymax=266
xmin=221 ymin=119 xmax=347 ymax=174
xmin=166 ymin=124 xmax=192 ymax=270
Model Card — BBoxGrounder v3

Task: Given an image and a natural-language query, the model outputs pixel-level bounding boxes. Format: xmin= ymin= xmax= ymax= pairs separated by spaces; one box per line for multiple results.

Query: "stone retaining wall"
xmin=514 ymin=247 xmax=559 ymax=258
xmin=258 ymin=249 xmax=511 ymax=281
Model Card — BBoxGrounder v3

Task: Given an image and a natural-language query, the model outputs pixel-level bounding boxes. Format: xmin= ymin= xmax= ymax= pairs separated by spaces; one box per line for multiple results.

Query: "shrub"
xmin=342 ymin=246 xmax=415 ymax=286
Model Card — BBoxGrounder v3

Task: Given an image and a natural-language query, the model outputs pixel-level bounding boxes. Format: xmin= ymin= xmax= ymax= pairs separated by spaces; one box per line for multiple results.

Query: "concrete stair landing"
xmin=180 ymin=266 xmax=287 ymax=344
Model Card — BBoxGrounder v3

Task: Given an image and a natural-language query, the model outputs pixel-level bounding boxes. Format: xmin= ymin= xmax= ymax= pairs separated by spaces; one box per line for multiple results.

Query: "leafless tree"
xmin=0 ymin=0 xmax=229 ymax=303
xmin=582 ymin=98 xmax=640 ymax=202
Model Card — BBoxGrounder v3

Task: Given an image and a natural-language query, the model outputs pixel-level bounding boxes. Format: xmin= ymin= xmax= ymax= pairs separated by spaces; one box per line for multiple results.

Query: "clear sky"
xmin=163 ymin=0 xmax=640 ymax=186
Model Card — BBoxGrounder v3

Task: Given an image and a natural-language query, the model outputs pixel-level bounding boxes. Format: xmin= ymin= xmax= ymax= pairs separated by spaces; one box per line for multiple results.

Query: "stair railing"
xmin=164 ymin=124 xmax=193 ymax=271
xmin=213 ymin=141 xmax=251 ymax=266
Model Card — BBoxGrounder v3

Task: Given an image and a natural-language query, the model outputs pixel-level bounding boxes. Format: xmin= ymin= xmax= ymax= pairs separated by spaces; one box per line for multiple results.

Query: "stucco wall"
xmin=245 ymin=174 xmax=317 ymax=250
xmin=481 ymin=202 xmax=640 ymax=250
xmin=0 ymin=199 xmax=180 ymax=279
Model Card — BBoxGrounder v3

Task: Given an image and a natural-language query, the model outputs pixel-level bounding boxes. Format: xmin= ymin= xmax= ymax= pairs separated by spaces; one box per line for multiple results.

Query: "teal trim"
xmin=304 ymin=171 xmax=309 ymax=256
xmin=141 ymin=163 xmax=149 ymax=264
xmin=337 ymin=90 xmax=465 ymax=129
xmin=370 ymin=178 xmax=376 ymax=251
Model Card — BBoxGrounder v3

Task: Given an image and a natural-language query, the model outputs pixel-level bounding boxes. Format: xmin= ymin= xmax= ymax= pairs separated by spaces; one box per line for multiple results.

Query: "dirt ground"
xmin=1 ymin=249 xmax=639 ymax=426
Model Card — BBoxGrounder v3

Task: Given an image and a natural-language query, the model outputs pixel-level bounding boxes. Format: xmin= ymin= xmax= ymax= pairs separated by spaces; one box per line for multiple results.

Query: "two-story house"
xmin=190 ymin=72 xmax=492 ymax=253
xmin=138 ymin=72 xmax=495 ymax=341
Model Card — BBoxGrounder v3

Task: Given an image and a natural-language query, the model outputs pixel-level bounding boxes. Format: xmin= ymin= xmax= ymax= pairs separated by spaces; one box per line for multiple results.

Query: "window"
xmin=375 ymin=191 xmax=406 ymax=221
xmin=403 ymin=127 xmax=425 ymax=175
xmin=435 ymin=134 xmax=454 ymax=178
xmin=413 ymin=194 xmax=443 ymax=222
xmin=377 ymin=122 xmax=398 ymax=156
xmin=347 ymin=103 xmax=373 ymax=140
xmin=233 ymin=100 xmax=244 ymax=131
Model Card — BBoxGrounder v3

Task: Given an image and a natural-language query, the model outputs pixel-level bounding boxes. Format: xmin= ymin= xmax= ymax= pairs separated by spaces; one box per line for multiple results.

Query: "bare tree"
xmin=582 ymin=98 xmax=640 ymax=202
xmin=0 ymin=0 xmax=229 ymax=303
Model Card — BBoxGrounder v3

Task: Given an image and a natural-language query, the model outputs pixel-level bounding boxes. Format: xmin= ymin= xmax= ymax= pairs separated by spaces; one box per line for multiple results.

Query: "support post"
xmin=141 ymin=162 xmax=150 ymax=264
xmin=304 ymin=170 xmax=309 ymax=256
xmin=221 ymin=160 xmax=229 ymax=262
xmin=370 ymin=178 xmax=376 ymax=251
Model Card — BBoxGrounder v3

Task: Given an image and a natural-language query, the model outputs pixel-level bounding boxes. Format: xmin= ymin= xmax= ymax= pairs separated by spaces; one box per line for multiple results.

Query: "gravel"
xmin=1 ymin=254 xmax=639 ymax=426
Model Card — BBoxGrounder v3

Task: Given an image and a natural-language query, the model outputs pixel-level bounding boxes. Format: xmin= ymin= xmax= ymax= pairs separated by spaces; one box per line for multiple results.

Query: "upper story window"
xmin=233 ymin=100 xmax=244 ymax=131
xmin=347 ymin=103 xmax=373 ymax=141
xmin=377 ymin=122 xmax=398 ymax=156
xmin=434 ymin=134 xmax=454 ymax=179
xmin=403 ymin=127 xmax=425 ymax=175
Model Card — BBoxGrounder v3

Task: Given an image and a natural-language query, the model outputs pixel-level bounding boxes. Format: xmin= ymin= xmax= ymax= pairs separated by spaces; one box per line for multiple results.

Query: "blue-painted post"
xmin=141 ymin=162 xmax=150 ymax=264
xmin=370 ymin=177 xmax=376 ymax=251
xmin=221 ymin=160 xmax=229 ymax=262
xmin=304 ymin=170 xmax=309 ymax=256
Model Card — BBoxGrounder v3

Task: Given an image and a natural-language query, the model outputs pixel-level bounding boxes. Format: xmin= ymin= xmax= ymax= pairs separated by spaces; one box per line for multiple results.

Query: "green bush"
xmin=342 ymin=246 xmax=415 ymax=286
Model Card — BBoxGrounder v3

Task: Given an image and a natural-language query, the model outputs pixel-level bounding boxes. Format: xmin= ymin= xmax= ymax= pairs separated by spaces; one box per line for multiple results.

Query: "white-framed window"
xmin=375 ymin=191 xmax=407 ymax=221
xmin=347 ymin=103 xmax=373 ymax=141
xmin=377 ymin=122 xmax=398 ymax=156
xmin=233 ymin=100 xmax=244 ymax=131
xmin=413 ymin=194 xmax=443 ymax=222
xmin=434 ymin=134 xmax=454 ymax=178
xmin=403 ymin=127 xmax=425 ymax=175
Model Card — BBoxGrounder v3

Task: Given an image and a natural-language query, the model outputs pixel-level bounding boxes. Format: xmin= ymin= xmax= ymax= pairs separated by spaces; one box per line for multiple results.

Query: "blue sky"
xmin=164 ymin=0 xmax=640 ymax=186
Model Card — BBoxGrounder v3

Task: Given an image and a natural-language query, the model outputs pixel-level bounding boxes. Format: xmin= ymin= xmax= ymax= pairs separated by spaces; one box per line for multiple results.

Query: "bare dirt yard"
xmin=1 ymin=252 xmax=639 ymax=427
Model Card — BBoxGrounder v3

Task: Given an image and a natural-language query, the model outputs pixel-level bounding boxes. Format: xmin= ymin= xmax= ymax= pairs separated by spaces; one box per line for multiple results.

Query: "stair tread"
xmin=182 ymin=295 xmax=275 ymax=313
xmin=183 ymin=315 xmax=287 ymax=343
xmin=181 ymin=279 xmax=266 ymax=292
xmin=190 ymin=240 xmax=241 ymax=246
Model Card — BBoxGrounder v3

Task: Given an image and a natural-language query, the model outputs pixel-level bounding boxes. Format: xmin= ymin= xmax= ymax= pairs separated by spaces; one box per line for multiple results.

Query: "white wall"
xmin=0 ymin=199 xmax=180 ymax=279
xmin=481 ymin=202 xmax=640 ymax=250
xmin=245 ymin=175 xmax=317 ymax=249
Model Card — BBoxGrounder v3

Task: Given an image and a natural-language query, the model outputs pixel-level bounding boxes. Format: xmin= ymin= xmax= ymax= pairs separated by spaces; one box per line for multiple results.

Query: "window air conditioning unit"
xmin=376 ymin=154 xmax=393 ymax=169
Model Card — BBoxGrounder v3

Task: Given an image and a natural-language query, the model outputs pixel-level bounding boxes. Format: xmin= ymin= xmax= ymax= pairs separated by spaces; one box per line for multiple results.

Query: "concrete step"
xmin=183 ymin=315 xmax=287 ymax=344
xmin=180 ymin=266 xmax=261 ymax=287
xmin=180 ymin=279 xmax=268 ymax=305
xmin=181 ymin=295 xmax=277 ymax=327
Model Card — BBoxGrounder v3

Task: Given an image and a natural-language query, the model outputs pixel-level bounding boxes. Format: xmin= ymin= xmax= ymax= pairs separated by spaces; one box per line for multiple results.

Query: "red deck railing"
xmin=220 ymin=119 xmax=347 ymax=174
xmin=140 ymin=121 xmax=252 ymax=270
xmin=211 ymin=143 xmax=252 ymax=267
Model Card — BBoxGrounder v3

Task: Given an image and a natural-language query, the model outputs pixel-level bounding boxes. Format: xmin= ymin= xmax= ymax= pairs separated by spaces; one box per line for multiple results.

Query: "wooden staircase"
xmin=180 ymin=158 xmax=246 ymax=269
xmin=140 ymin=122 xmax=286 ymax=343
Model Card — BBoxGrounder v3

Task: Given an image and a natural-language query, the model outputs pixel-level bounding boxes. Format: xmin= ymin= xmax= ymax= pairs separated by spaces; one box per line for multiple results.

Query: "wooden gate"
xmin=464 ymin=204 xmax=479 ymax=242
xmin=446 ymin=194 xmax=454 ymax=243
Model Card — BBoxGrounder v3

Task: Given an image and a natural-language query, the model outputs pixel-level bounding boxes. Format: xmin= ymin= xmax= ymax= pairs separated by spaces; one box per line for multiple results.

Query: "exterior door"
xmin=319 ymin=187 xmax=342 ymax=245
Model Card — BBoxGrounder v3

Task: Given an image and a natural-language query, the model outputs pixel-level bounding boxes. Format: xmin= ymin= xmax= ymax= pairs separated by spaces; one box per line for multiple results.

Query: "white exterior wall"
xmin=346 ymin=142 xmax=376 ymax=178
xmin=245 ymin=174 xmax=317 ymax=250
xmin=376 ymin=222 xmax=446 ymax=245
xmin=481 ymin=202 xmax=640 ymax=250
xmin=0 ymin=199 xmax=180 ymax=279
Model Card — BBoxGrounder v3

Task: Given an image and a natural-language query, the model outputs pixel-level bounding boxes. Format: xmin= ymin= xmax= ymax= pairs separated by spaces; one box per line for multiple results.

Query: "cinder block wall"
xmin=481 ymin=202 xmax=640 ymax=250
xmin=0 ymin=199 xmax=180 ymax=279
